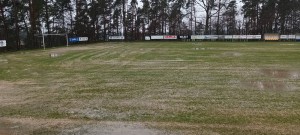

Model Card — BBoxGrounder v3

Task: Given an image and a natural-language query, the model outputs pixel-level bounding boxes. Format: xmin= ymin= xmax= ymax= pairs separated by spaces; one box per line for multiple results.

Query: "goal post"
xmin=35 ymin=33 xmax=69 ymax=50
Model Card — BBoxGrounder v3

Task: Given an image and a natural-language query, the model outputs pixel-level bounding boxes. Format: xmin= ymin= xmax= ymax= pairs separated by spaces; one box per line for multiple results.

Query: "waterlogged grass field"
xmin=0 ymin=42 xmax=300 ymax=134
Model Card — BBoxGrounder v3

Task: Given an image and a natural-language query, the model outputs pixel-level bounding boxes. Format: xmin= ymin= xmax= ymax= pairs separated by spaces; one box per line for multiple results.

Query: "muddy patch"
xmin=60 ymin=122 xmax=173 ymax=135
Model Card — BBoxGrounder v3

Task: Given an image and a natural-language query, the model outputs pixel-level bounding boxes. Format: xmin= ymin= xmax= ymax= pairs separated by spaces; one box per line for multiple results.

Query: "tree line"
xmin=1 ymin=0 xmax=300 ymax=50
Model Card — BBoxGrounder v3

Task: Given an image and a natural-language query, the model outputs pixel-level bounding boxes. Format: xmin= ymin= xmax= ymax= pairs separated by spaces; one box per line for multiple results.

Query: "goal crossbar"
xmin=35 ymin=33 xmax=69 ymax=50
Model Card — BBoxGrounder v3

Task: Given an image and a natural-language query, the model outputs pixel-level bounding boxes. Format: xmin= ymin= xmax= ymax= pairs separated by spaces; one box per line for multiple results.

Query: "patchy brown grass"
xmin=1 ymin=42 xmax=300 ymax=134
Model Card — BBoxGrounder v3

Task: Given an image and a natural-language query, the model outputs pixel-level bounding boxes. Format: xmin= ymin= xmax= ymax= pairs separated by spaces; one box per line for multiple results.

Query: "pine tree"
xmin=223 ymin=0 xmax=237 ymax=34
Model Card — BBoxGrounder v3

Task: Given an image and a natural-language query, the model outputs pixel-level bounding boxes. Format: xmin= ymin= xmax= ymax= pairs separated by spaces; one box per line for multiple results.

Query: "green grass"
xmin=0 ymin=42 xmax=300 ymax=134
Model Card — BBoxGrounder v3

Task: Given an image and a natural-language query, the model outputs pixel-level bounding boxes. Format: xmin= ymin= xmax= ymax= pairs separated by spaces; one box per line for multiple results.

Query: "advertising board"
xmin=109 ymin=36 xmax=125 ymax=40
xmin=151 ymin=35 xmax=164 ymax=40
xmin=145 ymin=36 xmax=151 ymax=40
xmin=164 ymin=35 xmax=177 ymax=39
xmin=0 ymin=40 xmax=7 ymax=47
xmin=240 ymin=35 xmax=247 ymax=39
xmin=191 ymin=35 xmax=205 ymax=40
xmin=264 ymin=33 xmax=279 ymax=41
xmin=296 ymin=35 xmax=300 ymax=41
xmin=232 ymin=35 xmax=240 ymax=39
xmin=69 ymin=38 xmax=79 ymax=42
xmin=246 ymin=35 xmax=254 ymax=39
xmin=254 ymin=35 xmax=262 ymax=39
xmin=178 ymin=36 xmax=189 ymax=39
xmin=225 ymin=35 xmax=233 ymax=39
xmin=218 ymin=35 xmax=225 ymax=40
xmin=288 ymin=35 xmax=296 ymax=39
xmin=208 ymin=35 xmax=219 ymax=39
xmin=79 ymin=37 xmax=89 ymax=41
xmin=280 ymin=35 xmax=288 ymax=39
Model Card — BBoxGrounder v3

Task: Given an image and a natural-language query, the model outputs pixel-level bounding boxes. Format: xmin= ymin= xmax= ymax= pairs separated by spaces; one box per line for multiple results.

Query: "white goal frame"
xmin=35 ymin=33 xmax=69 ymax=50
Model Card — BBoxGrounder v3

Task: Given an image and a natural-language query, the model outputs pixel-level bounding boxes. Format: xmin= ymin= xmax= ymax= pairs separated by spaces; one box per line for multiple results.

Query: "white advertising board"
xmin=0 ymin=40 xmax=6 ymax=47
xmin=110 ymin=36 xmax=124 ymax=40
xmin=191 ymin=35 xmax=205 ymax=39
xmin=109 ymin=36 xmax=125 ymax=40
xmin=164 ymin=35 xmax=177 ymax=39
xmin=79 ymin=37 xmax=88 ymax=41
xmin=151 ymin=35 xmax=164 ymax=40
xmin=218 ymin=35 xmax=225 ymax=39
xmin=288 ymin=35 xmax=296 ymax=39
xmin=203 ymin=35 xmax=212 ymax=39
xmin=247 ymin=35 xmax=254 ymax=39
xmin=145 ymin=36 xmax=151 ymax=40
xmin=232 ymin=35 xmax=240 ymax=39
xmin=240 ymin=35 xmax=247 ymax=39
xmin=254 ymin=35 xmax=262 ymax=39
xmin=280 ymin=35 xmax=288 ymax=39
xmin=208 ymin=35 xmax=219 ymax=39
xmin=225 ymin=35 xmax=233 ymax=39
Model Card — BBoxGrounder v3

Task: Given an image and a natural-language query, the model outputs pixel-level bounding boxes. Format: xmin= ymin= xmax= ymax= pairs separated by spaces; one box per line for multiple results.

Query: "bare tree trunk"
xmin=205 ymin=9 xmax=210 ymax=35
xmin=216 ymin=0 xmax=222 ymax=35
xmin=0 ymin=1 xmax=9 ymax=41
xmin=29 ymin=0 xmax=37 ymax=48
xmin=123 ymin=0 xmax=127 ymax=40
xmin=14 ymin=2 xmax=20 ymax=50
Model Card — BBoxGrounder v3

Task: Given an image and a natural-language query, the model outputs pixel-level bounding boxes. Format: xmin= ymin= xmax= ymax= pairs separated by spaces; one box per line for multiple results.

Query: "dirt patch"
xmin=261 ymin=69 xmax=290 ymax=78
xmin=245 ymin=81 xmax=297 ymax=91
xmin=260 ymin=69 xmax=300 ymax=80
xmin=0 ymin=121 xmax=14 ymax=135
xmin=290 ymin=71 xmax=299 ymax=79
xmin=60 ymin=122 xmax=172 ymax=135
xmin=0 ymin=118 xmax=178 ymax=135
xmin=0 ymin=117 xmax=78 ymax=135
xmin=1 ymin=118 xmax=76 ymax=129
xmin=0 ymin=81 xmax=29 ymax=106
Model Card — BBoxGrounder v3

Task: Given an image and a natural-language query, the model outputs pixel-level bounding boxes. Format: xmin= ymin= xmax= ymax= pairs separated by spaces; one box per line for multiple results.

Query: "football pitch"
xmin=0 ymin=42 xmax=299 ymax=134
